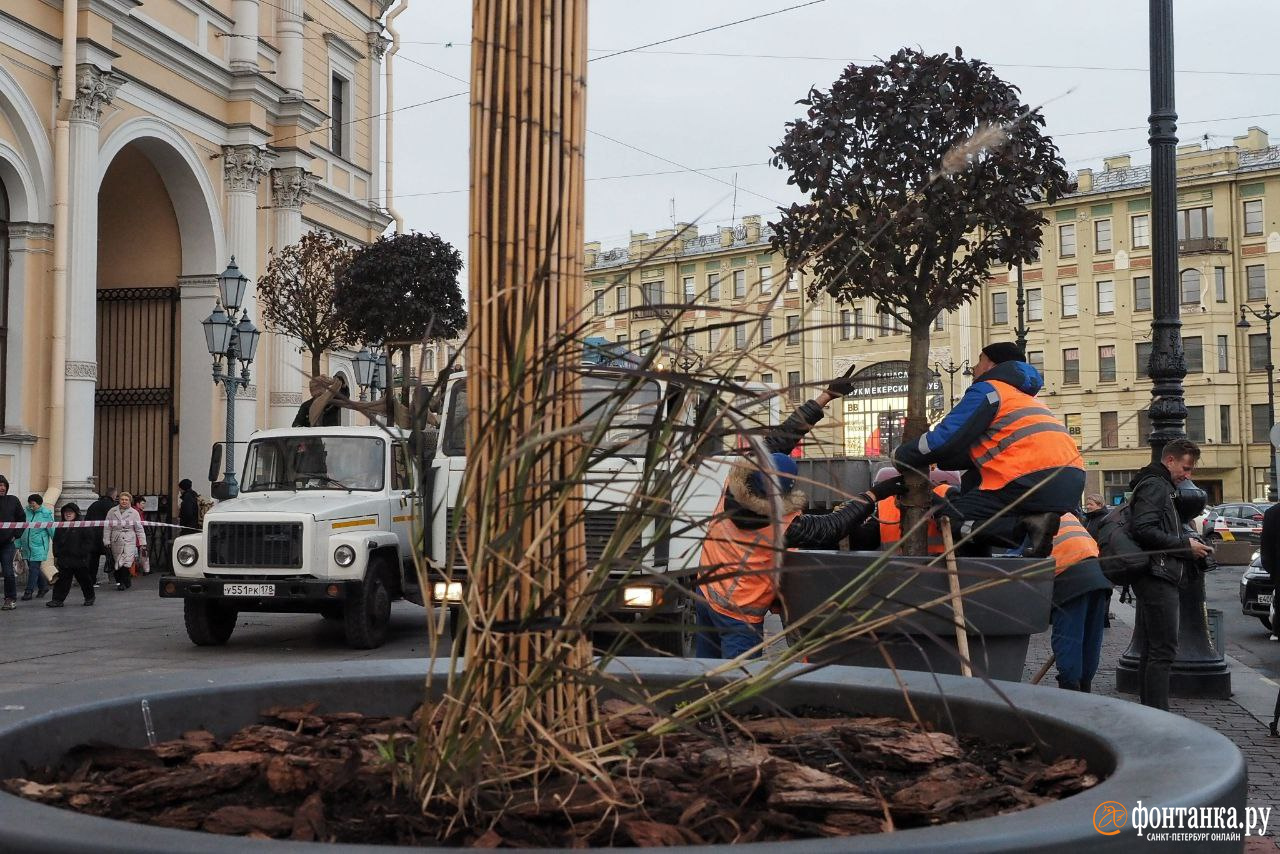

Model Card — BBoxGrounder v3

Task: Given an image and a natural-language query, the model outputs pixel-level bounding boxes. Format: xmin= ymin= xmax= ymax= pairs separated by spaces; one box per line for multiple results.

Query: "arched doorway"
xmin=840 ymin=361 xmax=944 ymax=458
xmin=94 ymin=143 xmax=182 ymax=509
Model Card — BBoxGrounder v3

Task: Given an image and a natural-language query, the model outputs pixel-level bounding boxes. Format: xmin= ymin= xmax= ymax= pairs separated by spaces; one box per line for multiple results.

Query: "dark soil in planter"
xmin=3 ymin=701 xmax=1098 ymax=847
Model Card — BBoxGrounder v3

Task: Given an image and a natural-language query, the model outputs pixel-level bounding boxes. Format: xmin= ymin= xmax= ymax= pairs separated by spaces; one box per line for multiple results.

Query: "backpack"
xmin=1091 ymin=501 xmax=1150 ymax=586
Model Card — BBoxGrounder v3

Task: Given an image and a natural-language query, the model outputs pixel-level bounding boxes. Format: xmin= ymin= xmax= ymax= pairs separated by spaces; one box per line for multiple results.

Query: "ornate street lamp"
xmin=932 ymin=359 xmax=971 ymax=404
xmin=353 ymin=346 xmax=377 ymax=401
xmin=1238 ymin=303 xmax=1279 ymax=500
xmin=203 ymin=259 xmax=260 ymax=498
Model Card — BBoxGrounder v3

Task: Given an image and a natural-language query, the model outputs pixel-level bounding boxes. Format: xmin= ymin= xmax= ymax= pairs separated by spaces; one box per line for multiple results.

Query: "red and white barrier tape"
xmin=0 ymin=520 xmax=196 ymax=531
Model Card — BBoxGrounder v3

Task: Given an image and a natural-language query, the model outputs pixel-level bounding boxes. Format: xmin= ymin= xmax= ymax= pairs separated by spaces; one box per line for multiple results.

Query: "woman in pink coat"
xmin=103 ymin=491 xmax=144 ymax=591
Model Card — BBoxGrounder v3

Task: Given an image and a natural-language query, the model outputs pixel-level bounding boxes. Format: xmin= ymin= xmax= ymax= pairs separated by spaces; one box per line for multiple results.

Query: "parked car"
xmin=1240 ymin=552 xmax=1275 ymax=632
xmin=1204 ymin=502 xmax=1273 ymax=544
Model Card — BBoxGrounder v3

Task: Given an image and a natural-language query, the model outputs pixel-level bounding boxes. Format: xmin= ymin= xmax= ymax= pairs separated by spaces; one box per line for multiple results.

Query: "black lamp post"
xmin=1014 ymin=264 xmax=1029 ymax=353
xmin=201 ymin=257 xmax=261 ymax=498
xmin=1238 ymin=302 xmax=1279 ymax=500
xmin=1116 ymin=0 xmax=1231 ymax=701
xmin=933 ymin=359 xmax=971 ymax=404
xmin=354 ymin=346 xmax=378 ymax=401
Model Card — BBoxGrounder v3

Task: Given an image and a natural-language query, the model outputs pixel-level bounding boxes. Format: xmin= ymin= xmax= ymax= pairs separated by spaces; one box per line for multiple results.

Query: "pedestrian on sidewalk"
xmin=131 ymin=494 xmax=151 ymax=575
xmin=103 ymin=491 xmax=144 ymax=591
xmin=84 ymin=487 xmax=117 ymax=586
xmin=1128 ymin=439 xmax=1214 ymax=711
xmin=17 ymin=494 xmax=52 ymax=600
xmin=177 ymin=479 xmax=200 ymax=532
xmin=1048 ymin=511 xmax=1111 ymax=692
xmin=0 ymin=474 xmax=24 ymax=610
xmin=48 ymin=503 xmax=95 ymax=607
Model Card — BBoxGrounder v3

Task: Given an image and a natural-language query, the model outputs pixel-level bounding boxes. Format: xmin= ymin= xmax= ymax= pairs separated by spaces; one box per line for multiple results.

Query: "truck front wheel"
xmin=184 ymin=600 xmax=237 ymax=646
xmin=344 ymin=564 xmax=392 ymax=649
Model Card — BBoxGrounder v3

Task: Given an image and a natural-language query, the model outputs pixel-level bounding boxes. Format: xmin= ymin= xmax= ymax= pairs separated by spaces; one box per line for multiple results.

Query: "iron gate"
xmin=94 ymin=285 xmax=179 ymax=508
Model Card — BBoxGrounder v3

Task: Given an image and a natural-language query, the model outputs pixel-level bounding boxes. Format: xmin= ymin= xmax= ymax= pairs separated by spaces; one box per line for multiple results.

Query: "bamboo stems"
xmin=939 ymin=518 xmax=973 ymax=678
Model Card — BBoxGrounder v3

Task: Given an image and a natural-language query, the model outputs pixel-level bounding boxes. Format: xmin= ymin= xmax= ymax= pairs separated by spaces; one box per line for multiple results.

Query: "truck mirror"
xmin=208 ymin=443 xmax=223 ymax=484
xmin=210 ymin=480 xmax=232 ymax=501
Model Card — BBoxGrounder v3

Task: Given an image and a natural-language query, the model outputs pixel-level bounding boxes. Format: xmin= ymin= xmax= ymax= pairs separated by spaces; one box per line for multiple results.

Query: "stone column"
xmin=63 ymin=65 xmax=125 ymax=505
xmin=277 ymin=0 xmax=304 ymax=97
xmin=267 ymin=166 xmax=316 ymax=427
xmin=221 ymin=144 xmax=274 ymax=439
xmin=177 ymin=275 xmax=218 ymax=494
xmin=366 ymin=32 xmax=390 ymax=203
xmin=229 ymin=0 xmax=260 ymax=72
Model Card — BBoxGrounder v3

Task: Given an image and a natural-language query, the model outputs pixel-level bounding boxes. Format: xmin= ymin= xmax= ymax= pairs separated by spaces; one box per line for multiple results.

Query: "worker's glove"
xmin=823 ymin=364 xmax=859 ymax=398
xmin=869 ymin=475 xmax=906 ymax=501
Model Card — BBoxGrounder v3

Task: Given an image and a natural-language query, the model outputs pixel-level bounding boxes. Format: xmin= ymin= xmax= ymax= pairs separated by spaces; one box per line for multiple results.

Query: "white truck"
xmin=163 ymin=369 xmax=726 ymax=652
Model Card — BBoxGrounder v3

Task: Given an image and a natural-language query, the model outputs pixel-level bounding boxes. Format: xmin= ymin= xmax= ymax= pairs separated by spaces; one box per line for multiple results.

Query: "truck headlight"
xmin=622 ymin=586 xmax=656 ymax=609
xmin=334 ymin=545 xmax=357 ymax=567
xmin=176 ymin=544 xmax=199 ymax=567
xmin=433 ymin=582 xmax=464 ymax=602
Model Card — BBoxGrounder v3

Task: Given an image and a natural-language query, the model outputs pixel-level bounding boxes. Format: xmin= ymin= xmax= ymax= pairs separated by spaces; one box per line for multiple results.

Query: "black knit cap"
xmin=981 ymin=342 xmax=1026 ymax=365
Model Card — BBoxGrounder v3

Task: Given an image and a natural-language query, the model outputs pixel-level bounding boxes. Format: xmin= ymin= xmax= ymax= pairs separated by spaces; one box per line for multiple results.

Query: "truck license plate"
xmin=1258 ymin=594 xmax=1274 ymax=606
xmin=224 ymin=583 xmax=275 ymax=597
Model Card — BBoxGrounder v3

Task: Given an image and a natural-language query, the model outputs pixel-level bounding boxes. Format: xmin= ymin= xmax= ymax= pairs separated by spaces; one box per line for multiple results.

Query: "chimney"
xmin=654 ymin=228 xmax=675 ymax=242
xmin=628 ymin=232 xmax=649 ymax=254
xmin=1234 ymin=126 xmax=1270 ymax=152
xmin=584 ymin=241 xmax=599 ymax=268
xmin=1102 ymin=154 xmax=1131 ymax=172
xmin=742 ymin=214 xmax=762 ymax=243
xmin=719 ymin=226 xmax=734 ymax=247
xmin=1076 ymin=168 xmax=1093 ymax=193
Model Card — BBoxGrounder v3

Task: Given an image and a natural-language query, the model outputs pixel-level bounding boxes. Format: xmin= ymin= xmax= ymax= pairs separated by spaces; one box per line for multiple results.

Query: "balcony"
xmin=1178 ymin=236 xmax=1229 ymax=254
xmin=633 ymin=305 xmax=673 ymax=319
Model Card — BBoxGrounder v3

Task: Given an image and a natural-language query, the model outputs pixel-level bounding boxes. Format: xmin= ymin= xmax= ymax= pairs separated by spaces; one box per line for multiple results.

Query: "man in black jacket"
xmin=1128 ymin=439 xmax=1214 ymax=710
xmin=177 ymin=479 xmax=200 ymax=532
xmin=1261 ymin=501 xmax=1280 ymax=640
xmin=84 ymin=487 xmax=117 ymax=585
xmin=0 ymin=474 xmax=24 ymax=609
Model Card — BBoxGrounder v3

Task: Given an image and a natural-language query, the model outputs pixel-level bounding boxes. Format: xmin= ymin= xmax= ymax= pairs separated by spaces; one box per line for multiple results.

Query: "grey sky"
xmin=390 ymin=1 xmax=1280 ymax=281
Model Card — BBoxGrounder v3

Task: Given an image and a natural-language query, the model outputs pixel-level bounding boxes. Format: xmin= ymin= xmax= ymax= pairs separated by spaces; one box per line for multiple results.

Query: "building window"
xmin=1176 ymin=205 xmax=1213 ymax=240
xmin=1136 ymin=341 xmax=1153 ymax=376
xmin=1098 ymin=344 xmax=1116 ymax=382
xmin=639 ymin=329 xmax=652 ymax=350
xmin=1255 ymin=467 xmax=1272 ymax=502
xmin=643 ymin=281 xmax=662 ymax=306
xmin=1101 ymin=411 xmax=1119 ymax=449
xmin=1095 ymin=219 xmax=1112 ymax=253
xmin=1059 ymin=223 xmax=1076 ymax=257
xmin=840 ymin=310 xmax=852 ymax=340
xmin=786 ymin=314 xmax=800 ymax=346
xmin=593 ymin=290 xmax=604 ymax=316
xmin=682 ymin=325 xmax=694 ymax=348
xmin=1247 ymin=264 xmax=1267 ymax=301
xmin=733 ymin=324 xmax=747 ymax=350
xmin=1184 ymin=336 xmax=1203 ymax=373
xmin=615 ymin=285 xmax=629 ymax=311
xmin=1096 ymin=279 xmax=1115 ymax=314
xmin=1061 ymin=284 xmax=1078 ymax=318
xmin=878 ymin=306 xmax=892 ymax=336
xmin=1133 ymin=275 xmax=1152 ymax=311
xmin=1214 ymin=266 xmax=1227 ymax=302
xmin=1105 ymin=469 xmax=1141 ymax=505
xmin=1179 ymin=269 xmax=1201 ymax=305
xmin=760 ymin=316 xmax=773 ymax=347
xmin=787 ymin=370 xmax=802 ymax=403
xmin=1253 ymin=403 xmax=1272 ymax=442
xmin=1131 ymin=214 xmax=1150 ymax=248
xmin=1250 ymin=333 xmax=1271 ymax=372
xmin=854 ymin=307 xmax=865 ymax=338
xmin=934 ymin=313 xmax=944 ymax=331
xmin=733 ymin=269 xmax=746 ymax=299
xmin=787 ymin=271 xmax=800 ymax=292
xmin=1064 ymin=413 xmax=1082 ymax=446
xmin=991 ymin=291 xmax=1008 ymax=324
xmin=1063 ymin=348 xmax=1080 ymax=384
xmin=759 ymin=265 xmax=772 ymax=294
xmin=1245 ymin=199 xmax=1264 ymax=236
xmin=330 ymin=73 xmax=347 ymax=157
xmin=1186 ymin=405 xmax=1206 ymax=443
xmin=1027 ymin=288 xmax=1043 ymax=321
xmin=707 ymin=273 xmax=720 ymax=301
xmin=761 ymin=372 xmax=773 ymax=385
xmin=1217 ymin=335 xmax=1230 ymax=372
xmin=682 ymin=275 xmax=695 ymax=302
xmin=1138 ymin=409 xmax=1151 ymax=444
xmin=1220 ymin=405 xmax=1232 ymax=444
xmin=1027 ymin=350 xmax=1045 ymax=375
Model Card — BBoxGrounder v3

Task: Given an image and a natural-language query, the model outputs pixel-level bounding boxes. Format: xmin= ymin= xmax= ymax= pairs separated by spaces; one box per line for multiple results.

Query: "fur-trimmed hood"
xmin=723 ymin=464 xmax=807 ymax=529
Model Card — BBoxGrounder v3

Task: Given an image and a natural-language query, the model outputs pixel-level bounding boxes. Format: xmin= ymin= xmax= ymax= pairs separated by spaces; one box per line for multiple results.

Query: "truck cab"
xmin=163 ymin=426 xmax=421 ymax=649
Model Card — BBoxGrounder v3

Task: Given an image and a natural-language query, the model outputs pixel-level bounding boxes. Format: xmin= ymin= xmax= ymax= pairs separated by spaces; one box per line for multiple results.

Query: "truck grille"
xmin=208 ymin=522 xmax=304 ymax=569
xmin=445 ymin=510 xmax=644 ymax=571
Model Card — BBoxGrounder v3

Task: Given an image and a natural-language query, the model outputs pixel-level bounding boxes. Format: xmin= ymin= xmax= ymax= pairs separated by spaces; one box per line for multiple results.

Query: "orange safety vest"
xmin=968 ymin=381 xmax=1083 ymax=490
xmin=1050 ymin=512 xmax=1099 ymax=576
xmin=878 ymin=484 xmax=951 ymax=554
xmin=699 ymin=494 xmax=800 ymax=623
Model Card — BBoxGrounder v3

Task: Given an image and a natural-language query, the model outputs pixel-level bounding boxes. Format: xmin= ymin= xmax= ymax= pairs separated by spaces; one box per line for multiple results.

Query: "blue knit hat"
xmin=748 ymin=452 xmax=799 ymax=495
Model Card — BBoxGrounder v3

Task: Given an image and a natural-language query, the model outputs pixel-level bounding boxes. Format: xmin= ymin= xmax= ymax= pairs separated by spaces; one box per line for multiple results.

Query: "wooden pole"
xmin=939 ymin=518 xmax=972 ymax=678
xmin=1031 ymin=654 xmax=1055 ymax=685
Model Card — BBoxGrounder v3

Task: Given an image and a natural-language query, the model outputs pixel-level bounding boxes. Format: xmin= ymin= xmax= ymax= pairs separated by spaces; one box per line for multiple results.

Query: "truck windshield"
xmin=241 ymin=436 xmax=386 ymax=491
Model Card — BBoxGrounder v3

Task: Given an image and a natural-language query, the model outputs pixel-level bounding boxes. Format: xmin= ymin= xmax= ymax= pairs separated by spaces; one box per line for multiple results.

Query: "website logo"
xmin=1094 ymin=801 xmax=1129 ymax=836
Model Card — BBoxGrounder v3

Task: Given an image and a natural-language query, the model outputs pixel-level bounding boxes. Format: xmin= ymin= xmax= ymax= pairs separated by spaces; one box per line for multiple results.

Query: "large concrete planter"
xmin=781 ymin=551 xmax=1052 ymax=681
xmin=0 ymin=659 xmax=1245 ymax=852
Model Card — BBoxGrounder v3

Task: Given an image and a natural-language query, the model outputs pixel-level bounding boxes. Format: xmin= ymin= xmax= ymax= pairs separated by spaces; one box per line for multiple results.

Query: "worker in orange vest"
xmin=862 ymin=468 xmax=959 ymax=554
xmin=1048 ymin=511 xmax=1111 ymax=692
xmin=696 ymin=378 xmax=907 ymax=659
xmin=893 ymin=342 xmax=1085 ymax=556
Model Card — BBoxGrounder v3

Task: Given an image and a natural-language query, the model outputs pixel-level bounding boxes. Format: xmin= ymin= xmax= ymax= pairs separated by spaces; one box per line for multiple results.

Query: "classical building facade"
xmin=0 ymin=0 xmax=393 ymax=508
xmin=578 ymin=128 xmax=1280 ymax=504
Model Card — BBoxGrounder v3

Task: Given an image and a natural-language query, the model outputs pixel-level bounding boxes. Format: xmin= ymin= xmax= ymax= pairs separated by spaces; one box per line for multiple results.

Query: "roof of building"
xmin=587 ymin=223 xmax=777 ymax=272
